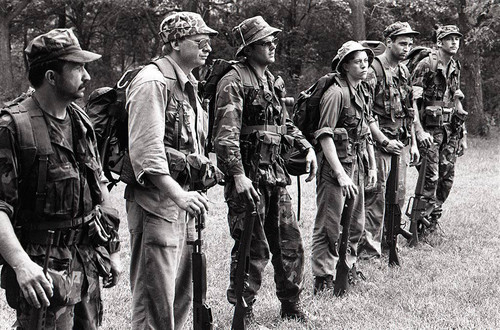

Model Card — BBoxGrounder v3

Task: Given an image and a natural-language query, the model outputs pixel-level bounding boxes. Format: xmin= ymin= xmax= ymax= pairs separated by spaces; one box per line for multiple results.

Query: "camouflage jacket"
xmin=213 ymin=62 xmax=312 ymax=180
xmin=411 ymin=53 xmax=461 ymax=108
xmin=366 ymin=56 xmax=414 ymax=135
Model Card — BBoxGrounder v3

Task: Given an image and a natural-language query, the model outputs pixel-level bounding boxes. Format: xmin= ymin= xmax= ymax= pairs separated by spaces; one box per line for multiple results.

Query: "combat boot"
xmin=313 ymin=275 xmax=334 ymax=295
xmin=280 ymin=300 xmax=311 ymax=322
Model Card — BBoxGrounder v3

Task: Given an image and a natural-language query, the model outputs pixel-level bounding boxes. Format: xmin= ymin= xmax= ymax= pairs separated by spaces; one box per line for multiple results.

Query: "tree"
xmin=0 ymin=0 xmax=31 ymax=103
xmin=348 ymin=0 xmax=366 ymax=40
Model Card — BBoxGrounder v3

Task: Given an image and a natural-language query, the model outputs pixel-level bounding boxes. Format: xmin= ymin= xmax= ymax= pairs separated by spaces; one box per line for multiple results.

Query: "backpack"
xmin=199 ymin=59 xmax=255 ymax=153
xmin=292 ymin=72 xmax=350 ymax=147
xmin=404 ymin=46 xmax=438 ymax=75
xmin=86 ymin=58 xmax=174 ymax=190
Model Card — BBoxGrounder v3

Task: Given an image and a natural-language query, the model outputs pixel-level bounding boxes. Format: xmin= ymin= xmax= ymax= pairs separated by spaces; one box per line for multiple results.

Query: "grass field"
xmin=1 ymin=132 xmax=499 ymax=329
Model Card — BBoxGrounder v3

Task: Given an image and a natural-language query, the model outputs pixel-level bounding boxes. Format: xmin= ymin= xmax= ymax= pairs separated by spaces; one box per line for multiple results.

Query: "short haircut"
xmin=28 ymin=60 xmax=66 ymax=88
xmin=339 ymin=51 xmax=359 ymax=75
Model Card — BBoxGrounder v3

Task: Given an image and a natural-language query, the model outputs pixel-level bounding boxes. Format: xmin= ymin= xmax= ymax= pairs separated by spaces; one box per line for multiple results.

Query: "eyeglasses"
xmin=253 ymin=38 xmax=279 ymax=48
xmin=184 ymin=38 xmax=212 ymax=49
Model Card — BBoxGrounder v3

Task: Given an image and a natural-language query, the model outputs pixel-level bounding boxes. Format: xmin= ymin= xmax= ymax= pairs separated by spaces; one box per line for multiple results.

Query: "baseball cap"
xmin=436 ymin=25 xmax=463 ymax=40
xmin=159 ymin=11 xmax=218 ymax=43
xmin=25 ymin=28 xmax=101 ymax=69
xmin=383 ymin=21 xmax=420 ymax=39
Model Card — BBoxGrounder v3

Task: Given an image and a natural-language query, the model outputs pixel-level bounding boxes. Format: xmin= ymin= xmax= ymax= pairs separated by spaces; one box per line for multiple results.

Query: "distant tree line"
xmin=1 ymin=0 xmax=498 ymax=135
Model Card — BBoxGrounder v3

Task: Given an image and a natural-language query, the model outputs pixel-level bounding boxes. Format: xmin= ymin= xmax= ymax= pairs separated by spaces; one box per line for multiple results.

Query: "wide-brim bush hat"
xmin=233 ymin=16 xmax=281 ymax=57
xmin=331 ymin=40 xmax=375 ymax=72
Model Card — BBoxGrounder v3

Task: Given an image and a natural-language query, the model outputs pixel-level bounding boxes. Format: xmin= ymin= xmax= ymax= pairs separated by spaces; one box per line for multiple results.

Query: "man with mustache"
xmin=0 ymin=28 xmax=121 ymax=329
xmin=213 ymin=16 xmax=317 ymax=324
xmin=358 ymin=22 xmax=420 ymax=260
xmin=410 ymin=25 xmax=467 ymax=234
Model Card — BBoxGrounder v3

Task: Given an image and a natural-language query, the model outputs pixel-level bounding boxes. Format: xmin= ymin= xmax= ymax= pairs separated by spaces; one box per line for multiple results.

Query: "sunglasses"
xmin=253 ymin=38 xmax=279 ymax=48
xmin=184 ymin=38 xmax=212 ymax=49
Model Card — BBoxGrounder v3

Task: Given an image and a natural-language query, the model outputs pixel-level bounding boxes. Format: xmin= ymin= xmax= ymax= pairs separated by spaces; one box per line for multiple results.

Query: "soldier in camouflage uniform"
xmin=213 ymin=16 xmax=317 ymax=323
xmin=358 ymin=22 xmax=420 ymax=260
xmin=411 ymin=25 xmax=467 ymax=231
xmin=125 ymin=12 xmax=216 ymax=330
xmin=0 ymin=29 xmax=121 ymax=329
xmin=312 ymin=41 xmax=377 ymax=293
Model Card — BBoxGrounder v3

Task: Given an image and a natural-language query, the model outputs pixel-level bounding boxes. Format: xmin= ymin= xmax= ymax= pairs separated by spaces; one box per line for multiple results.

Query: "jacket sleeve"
xmin=314 ymin=85 xmax=343 ymax=141
xmin=213 ymin=72 xmax=246 ymax=177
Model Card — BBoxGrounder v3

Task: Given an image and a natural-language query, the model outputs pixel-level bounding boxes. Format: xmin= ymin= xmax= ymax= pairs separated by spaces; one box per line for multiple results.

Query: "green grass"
xmin=1 ymin=132 xmax=499 ymax=329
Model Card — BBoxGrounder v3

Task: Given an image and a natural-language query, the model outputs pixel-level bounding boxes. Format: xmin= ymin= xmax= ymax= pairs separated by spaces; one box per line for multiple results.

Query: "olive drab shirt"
xmin=213 ymin=62 xmax=311 ymax=180
xmin=126 ymin=56 xmax=209 ymax=219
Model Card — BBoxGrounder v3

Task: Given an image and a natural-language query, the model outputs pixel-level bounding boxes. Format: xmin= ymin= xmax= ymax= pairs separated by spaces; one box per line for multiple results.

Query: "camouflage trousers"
xmin=224 ymin=181 xmax=304 ymax=305
xmin=359 ymin=145 xmax=409 ymax=259
xmin=311 ymin=153 xmax=365 ymax=278
xmin=2 ymin=245 xmax=102 ymax=329
xmin=419 ymin=126 xmax=460 ymax=219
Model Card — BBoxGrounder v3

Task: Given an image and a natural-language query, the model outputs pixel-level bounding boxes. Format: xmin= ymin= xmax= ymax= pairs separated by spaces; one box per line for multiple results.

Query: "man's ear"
xmin=45 ymin=70 xmax=56 ymax=86
xmin=171 ymin=39 xmax=181 ymax=51
xmin=436 ymin=39 xmax=443 ymax=48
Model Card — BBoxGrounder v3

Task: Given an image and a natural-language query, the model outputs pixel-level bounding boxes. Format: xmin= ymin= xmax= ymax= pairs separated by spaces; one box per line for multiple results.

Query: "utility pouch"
xmin=88 ymin=206 xmax=121 ymax=253
xmin=255 ymin=131 xmax=282 ymax=166
xmin=333 ymin=128 xmax=351 ymax=161
xmin=423 ymin=106 xmax=443 ymax=127
xmin=282 ymin=135 xmax=309 ymax=176
xmin=442 ymin=107 xmax=453 ymax=123
xmin=451 ymin=111 xmax=468 ymax=137
xmin=186 ymin=153 xmax=224 ymax=191
xmin=165 ymin=146 xmax=188 ymax=182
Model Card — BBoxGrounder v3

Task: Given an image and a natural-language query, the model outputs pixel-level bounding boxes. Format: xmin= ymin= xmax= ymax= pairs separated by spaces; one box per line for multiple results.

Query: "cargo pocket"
xmin=44 ymin=162 xmax=79 ymax=216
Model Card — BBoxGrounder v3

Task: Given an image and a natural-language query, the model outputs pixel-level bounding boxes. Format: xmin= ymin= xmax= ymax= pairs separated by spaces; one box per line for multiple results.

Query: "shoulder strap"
xmin=8 ymin=97 xmax=54 ymax=214
xmin=429 ymin=50 xmax=439 ymax=73
xmin=333 ymin=74 xmax=351 ymax=109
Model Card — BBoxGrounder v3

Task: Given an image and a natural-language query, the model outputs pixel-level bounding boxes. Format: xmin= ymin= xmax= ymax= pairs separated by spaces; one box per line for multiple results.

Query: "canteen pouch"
xmin=165 ymin=147 xmax=188 ymax=182
xmin=186 ymin=153 xmax=224 ymax=191
xmin=423 ymin=106 xmax=443 ymax=127
xmin=333 ymin=128 xmax=351 ymax=161
xmin=255 ymin=131 xmax=282 ymax=166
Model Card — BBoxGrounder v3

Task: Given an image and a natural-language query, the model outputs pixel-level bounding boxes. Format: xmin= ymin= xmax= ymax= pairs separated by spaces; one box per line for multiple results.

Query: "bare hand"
xmin=103 ymin=252 xmax=122 ymax=288
xmin=365 ymin=169 xmax=377 ymax=190
xmin=174 ymin=191 xmax=209 ymax=216
xmin=304 ymin=148 xmax=317 ymax=182
xmin=234 ymin=174 xmax=260 ymax=206
xmin=384 ymin=139 xmax=404 ymax=155
xmin=337 ymin=172 xmax=359 ymax=200
xmin=410 ymin=143 xmax=420 ymax=165
xmin=416 ymin=129 xmax=433 ymax=148
xmin=14 ymin=260 xmax=53 ymax=308
xmin=457 ymin=137 xmax=467 ymax=157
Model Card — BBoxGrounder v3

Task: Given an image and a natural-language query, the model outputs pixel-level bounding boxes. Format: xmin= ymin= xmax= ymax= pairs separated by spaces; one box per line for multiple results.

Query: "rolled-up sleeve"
xmin=411 ymin=59 xmax=430 ymax=101
xmin=126 ymin=71 xmax=170 ymax=186
xmin=0 ymin=114 xmax=18 ymax=221
xmin=314 ymin=85 xmax=343 ymax=141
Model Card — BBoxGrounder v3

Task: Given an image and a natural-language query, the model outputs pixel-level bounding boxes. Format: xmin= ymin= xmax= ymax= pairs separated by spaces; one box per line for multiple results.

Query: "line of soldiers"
xmin=0 ymin=10 xmax=466 ymax=329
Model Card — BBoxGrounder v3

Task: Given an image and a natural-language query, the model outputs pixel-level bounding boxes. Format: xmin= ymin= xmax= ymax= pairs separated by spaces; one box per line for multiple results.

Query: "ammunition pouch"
xmin=451 ymin=111 xmax=468 ymax=138
xmin=186 ymin=153 xmax=224 ymax=191
xmin=333 ymin=128 xmax=351 ymax=161
xmin=254 ymin=131 xmax=282 ymax=166
xmin=422 ymin=101 xmax=454 ymax=128
xmin=282 ymin=135 xmax=309 ymax=176
xmin=166 ymin=146 xmax=189 ymax=183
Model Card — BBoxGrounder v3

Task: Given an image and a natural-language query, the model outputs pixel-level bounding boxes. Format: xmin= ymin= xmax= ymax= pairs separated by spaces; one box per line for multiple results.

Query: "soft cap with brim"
xmin=25 ymin=28 xmax=101 ymax=69
xmin=383 ymin=21 xmax=420 ymax=39
xmin=159 ymin=11 xmax=218 ymax=43
xmin=436 ymin=25 xmax=463 ymax=40
xmin=331 ymin=41 xmax=374 ymax=72
xmin=233 ymin=16 xmax=281 ymax=57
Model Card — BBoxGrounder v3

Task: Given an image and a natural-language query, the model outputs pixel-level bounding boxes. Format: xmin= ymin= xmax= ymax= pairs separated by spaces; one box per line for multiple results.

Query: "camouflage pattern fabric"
xmin=224 ymin=182 xmax=304 ymax=304
xmin=436 ymin=25 xmax=463 ymax=40
xmin=159 ymin=11 xmax=217 ymax=43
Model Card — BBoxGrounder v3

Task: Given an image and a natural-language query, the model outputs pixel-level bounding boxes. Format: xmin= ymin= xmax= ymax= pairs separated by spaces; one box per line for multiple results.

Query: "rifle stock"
xmin=190 ymin=213 xmax=213 ymax=330
xmin=29 ymin=230 xmax=54 ymax=330
xmin=231 ymin=203 xmax=259 ymax=330
xmin=385 ymin=155 xmax=412 ymax=267
xmin=334 ymin=197 xmax=354 ymax=297
xmin=406 ymin=148 xmax=431 ymax=247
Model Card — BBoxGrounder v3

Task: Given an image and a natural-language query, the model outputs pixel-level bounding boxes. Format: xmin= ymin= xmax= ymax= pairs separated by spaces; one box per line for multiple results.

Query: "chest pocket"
xmin=44 ymin=162 xmax=79 ymax=217
xmin=341 ymin=105 xmax=361 ymax=129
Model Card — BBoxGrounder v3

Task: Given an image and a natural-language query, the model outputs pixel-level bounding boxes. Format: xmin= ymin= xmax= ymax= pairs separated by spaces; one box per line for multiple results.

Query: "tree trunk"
xmin=348 ymin=0 xmax=366 ymax=41
xmin=0 ymin=18 xmax=14 ymax=103
xmin=458 ymin=0 xmax=487 ymax=135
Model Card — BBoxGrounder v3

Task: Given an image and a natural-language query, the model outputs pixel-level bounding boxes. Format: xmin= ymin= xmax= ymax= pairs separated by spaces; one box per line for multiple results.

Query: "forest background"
xmin=1 ymin=0 xmax=499 ymax=136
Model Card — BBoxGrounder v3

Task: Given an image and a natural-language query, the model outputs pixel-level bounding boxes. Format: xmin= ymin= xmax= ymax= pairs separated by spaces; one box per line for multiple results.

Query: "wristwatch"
xmin=381 ymin=139 xmax=389 ymax=147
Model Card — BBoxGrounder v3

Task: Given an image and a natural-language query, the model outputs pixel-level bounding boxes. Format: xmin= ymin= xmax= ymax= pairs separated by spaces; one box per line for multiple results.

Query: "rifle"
xmin=231 ymin=203 xmax=259 ymax=330
xmin=29 ymin=230 xmax=55 ymax=330
xmin=189 ymin=213 xmax=213 ymax=330
xmin=334 ymin=196 xmax=355 ymax=297
xmin=406 ymin=149 xmax=431 ymax=247
xmin=385 ymin=155 xmax=412 ymax=266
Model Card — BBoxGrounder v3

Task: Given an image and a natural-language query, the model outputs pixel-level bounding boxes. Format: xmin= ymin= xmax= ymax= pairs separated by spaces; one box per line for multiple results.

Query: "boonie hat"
xmin=159 ymin=11 xmax=218 ymax=43
xmin=25 ymin=28 xmax=101 ymax=69
xmin=383 ymin=21 xmax=420 ymax=39
xmin=331 ymin=41 xmax=375 ymax=72
xmin=436 ymin=25 xmax=463 ymax=40
xmin=233 ymin=16 xmax=281 ymax=57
